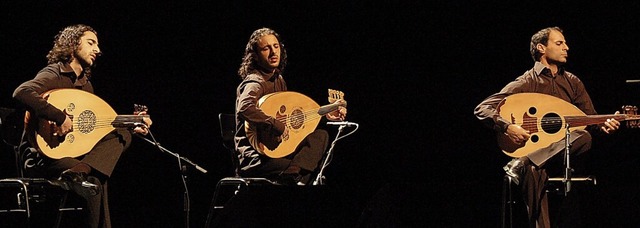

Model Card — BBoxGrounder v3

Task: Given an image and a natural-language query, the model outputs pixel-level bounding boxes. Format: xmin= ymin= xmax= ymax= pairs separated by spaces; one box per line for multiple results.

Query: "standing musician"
xmin=13 ymin=24 xmax=152 ymax=228
xmin=234 ymin=27 xmax=347 ymax=186
xmin=474 ymin=26 xmax=620 ymax=227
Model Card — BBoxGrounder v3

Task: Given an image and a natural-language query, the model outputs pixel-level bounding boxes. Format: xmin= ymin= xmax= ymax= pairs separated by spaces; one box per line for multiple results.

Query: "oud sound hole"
xmin=77 ymin=110 xmax=97 ymax=134
xmin=530 ymin=135 xmax=539 ymax=143
xmin=541 ymin=112 xmax=562 ymax=134
xmin=289 ymin=109 xmax=304 ymax=130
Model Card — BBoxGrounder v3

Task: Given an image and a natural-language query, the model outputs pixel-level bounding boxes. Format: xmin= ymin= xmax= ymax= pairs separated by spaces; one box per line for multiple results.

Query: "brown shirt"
xmin=474 ymin=61 xmax=597 ymax=133
xmin=13 ymin=62 xmax=93 ymax=126
xmin=234 ymin=70 xmax=287 ymax=171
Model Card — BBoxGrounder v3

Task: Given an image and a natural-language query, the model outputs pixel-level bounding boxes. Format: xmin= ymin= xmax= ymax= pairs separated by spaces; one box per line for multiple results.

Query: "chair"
xmin=0 ymin=107 xmax=83 ymax=228
xmin=204 ymin=113 xmax=276 ymax=227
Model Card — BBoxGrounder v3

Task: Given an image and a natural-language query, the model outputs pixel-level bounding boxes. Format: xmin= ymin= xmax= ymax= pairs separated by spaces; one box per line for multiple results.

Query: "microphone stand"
xmin=135 ymin=132 xmax=208 ymax=228
xmin=563 ymin=123 xmax=572 ymax=196
xmin=181 ymin=164 xmax=189 ymax=228
xmin=313 ymin=122 xmax=359 ymax=186
xmin=135 ymin=133 xmax=208 ymax=174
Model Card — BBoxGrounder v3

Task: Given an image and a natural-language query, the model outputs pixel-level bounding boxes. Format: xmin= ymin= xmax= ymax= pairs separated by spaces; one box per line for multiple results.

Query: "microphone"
xmin=326 ymin=121 xmax=358 ymax=127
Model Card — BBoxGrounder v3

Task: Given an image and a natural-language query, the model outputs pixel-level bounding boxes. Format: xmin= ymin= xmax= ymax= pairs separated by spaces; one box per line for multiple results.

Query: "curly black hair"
xmin=46 ymin=24 xmax=98 ymax=78
xmin=237 ymin=28 xmax=288 ymax=79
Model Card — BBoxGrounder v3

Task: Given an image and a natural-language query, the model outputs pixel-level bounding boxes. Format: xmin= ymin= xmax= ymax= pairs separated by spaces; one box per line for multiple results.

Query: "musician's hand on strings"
xmin=280 ymin=127 xmax=289 ymax=142
xmin=53 ymin=115 xmax=73 ymax=136
xmin=506 ymin=124 xmax=530 ymax=144
xmin=326 ymin=100 xmax=347 ymax=121
xmin=133 ymin=111 xmax=152 ymax=135
xmin=601 ymin=111 xmax=621 ymax=134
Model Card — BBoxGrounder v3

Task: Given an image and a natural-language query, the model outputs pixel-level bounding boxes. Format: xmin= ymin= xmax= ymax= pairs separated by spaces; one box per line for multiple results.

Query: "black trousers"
xmin=25 ymin=129 xmax=132 ymax=228
xmin=240 ymin=129 xmax=329 ymax=184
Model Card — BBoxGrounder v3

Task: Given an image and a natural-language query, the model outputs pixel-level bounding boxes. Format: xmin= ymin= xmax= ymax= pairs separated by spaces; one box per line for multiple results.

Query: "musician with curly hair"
xmin=234 ymin=28 xmax=347 ymax=186
xmin=13 ymin=24 xmax=152 ymax=228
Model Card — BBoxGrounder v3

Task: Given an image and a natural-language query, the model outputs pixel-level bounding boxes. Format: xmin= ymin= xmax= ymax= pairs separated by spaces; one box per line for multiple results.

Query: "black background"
xmin=2 ymin=1 xmax=640 ymax=227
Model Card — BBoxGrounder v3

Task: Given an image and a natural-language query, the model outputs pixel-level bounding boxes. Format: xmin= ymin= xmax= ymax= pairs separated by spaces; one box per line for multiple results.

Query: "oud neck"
xmin=317 ymin=103 xmax=341 ymax=115
xmin=565 ymin=114 xmax=628 ymax=127
xmin=112 ymin=115 xmax=148 ymax=128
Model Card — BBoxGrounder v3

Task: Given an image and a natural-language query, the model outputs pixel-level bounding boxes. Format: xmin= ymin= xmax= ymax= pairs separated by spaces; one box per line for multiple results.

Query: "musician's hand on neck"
xmin=326 ymin=106 xmax=347 ymax=121
xmin=133 ymin=110 xmax=152 ymax=135
xmin=601 ymin=112 xmax=621 ymax=134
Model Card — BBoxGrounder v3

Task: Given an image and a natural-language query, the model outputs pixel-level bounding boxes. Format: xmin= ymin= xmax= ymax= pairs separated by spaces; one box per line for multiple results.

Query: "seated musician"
xmin=13 ymin=24 xmax=152 ymax=228
xmin=234 ymin=27 xmax=347 ymax=185
xmin=474 ymin=26 xmax=620 ymax=227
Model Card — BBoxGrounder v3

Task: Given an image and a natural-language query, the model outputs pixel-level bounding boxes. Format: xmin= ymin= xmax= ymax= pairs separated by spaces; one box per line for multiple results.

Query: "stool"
xmin=546 ymin=176 xmax=596 ymax=195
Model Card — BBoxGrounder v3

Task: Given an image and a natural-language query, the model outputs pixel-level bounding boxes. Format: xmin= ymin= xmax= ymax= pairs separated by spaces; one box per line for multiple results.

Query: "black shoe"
xmin=273 ymin=173 xmax=302 ymax=186
xmin=503 ymin=158 xmax=525 ymax=185
xmin=59 ymin=170 xmax=99 ymax=197
xmin=272 ymin=165 xmax=305 ymax=186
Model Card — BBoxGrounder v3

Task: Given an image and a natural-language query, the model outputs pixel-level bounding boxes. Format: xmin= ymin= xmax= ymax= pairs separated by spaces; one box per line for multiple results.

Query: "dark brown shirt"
xmin=13 ymin=62 xmax=93 ymax=126
xmin=474 ymin=61 xmax=597 ymax=133
xmin=234 ymin=70 xmax=287 ymax=171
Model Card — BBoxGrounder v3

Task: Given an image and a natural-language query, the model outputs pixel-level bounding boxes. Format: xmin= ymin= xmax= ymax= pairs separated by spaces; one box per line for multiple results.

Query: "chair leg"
xmin=53 ymin=190 xmax=70 ymax=228
xmin=1 ymin=178 xmax=83 ymax=227
xmin=502 ymin=175 xmax=513 ymax=228
xmin=204 ymin=181 xmax=223 ymax=228
xmin=205 ymin=180 xmax=243 ymax=227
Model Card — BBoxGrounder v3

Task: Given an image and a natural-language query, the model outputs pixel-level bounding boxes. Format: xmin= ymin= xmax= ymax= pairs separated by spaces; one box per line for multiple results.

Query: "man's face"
xmin=540 ymin=30 xmax=569 ymax=65
xmin=255 ymin=34 xmax=280 ymax=72
xmin=73 ymin=31 xmax=100 ymax=67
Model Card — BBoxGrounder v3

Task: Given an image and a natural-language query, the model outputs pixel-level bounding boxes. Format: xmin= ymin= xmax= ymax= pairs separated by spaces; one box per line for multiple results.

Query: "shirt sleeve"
xmin=236 ymin=80 xmax=286 ymax=135
xmin=474 ymin=79 xmax=530 ymax=133
xmin=13 ymin=68 xmax=68 ymax=126
xmin=474 ymin=93 xmax=512 ymax=133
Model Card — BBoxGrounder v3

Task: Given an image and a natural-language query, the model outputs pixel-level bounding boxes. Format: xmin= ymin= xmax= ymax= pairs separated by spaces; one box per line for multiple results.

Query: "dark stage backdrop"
xmin=2 ymin=1 xmax=640 ymax=227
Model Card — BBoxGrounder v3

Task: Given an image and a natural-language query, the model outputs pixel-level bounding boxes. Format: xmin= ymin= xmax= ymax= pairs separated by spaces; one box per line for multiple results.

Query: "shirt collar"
xmin=57 ymin=62 xmax=85 ymax=83
xmin=533 ymin=61 xmax=565 ymax=77
xmin=256 ymin=68 xmax=280 ymax=82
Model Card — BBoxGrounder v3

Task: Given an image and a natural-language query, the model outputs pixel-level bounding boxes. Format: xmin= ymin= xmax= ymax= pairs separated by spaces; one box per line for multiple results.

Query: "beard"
xmin=72 ymin=50 xmax=95 ymax=79
xmin=73 ymin=50 xmax=95 ymax=68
